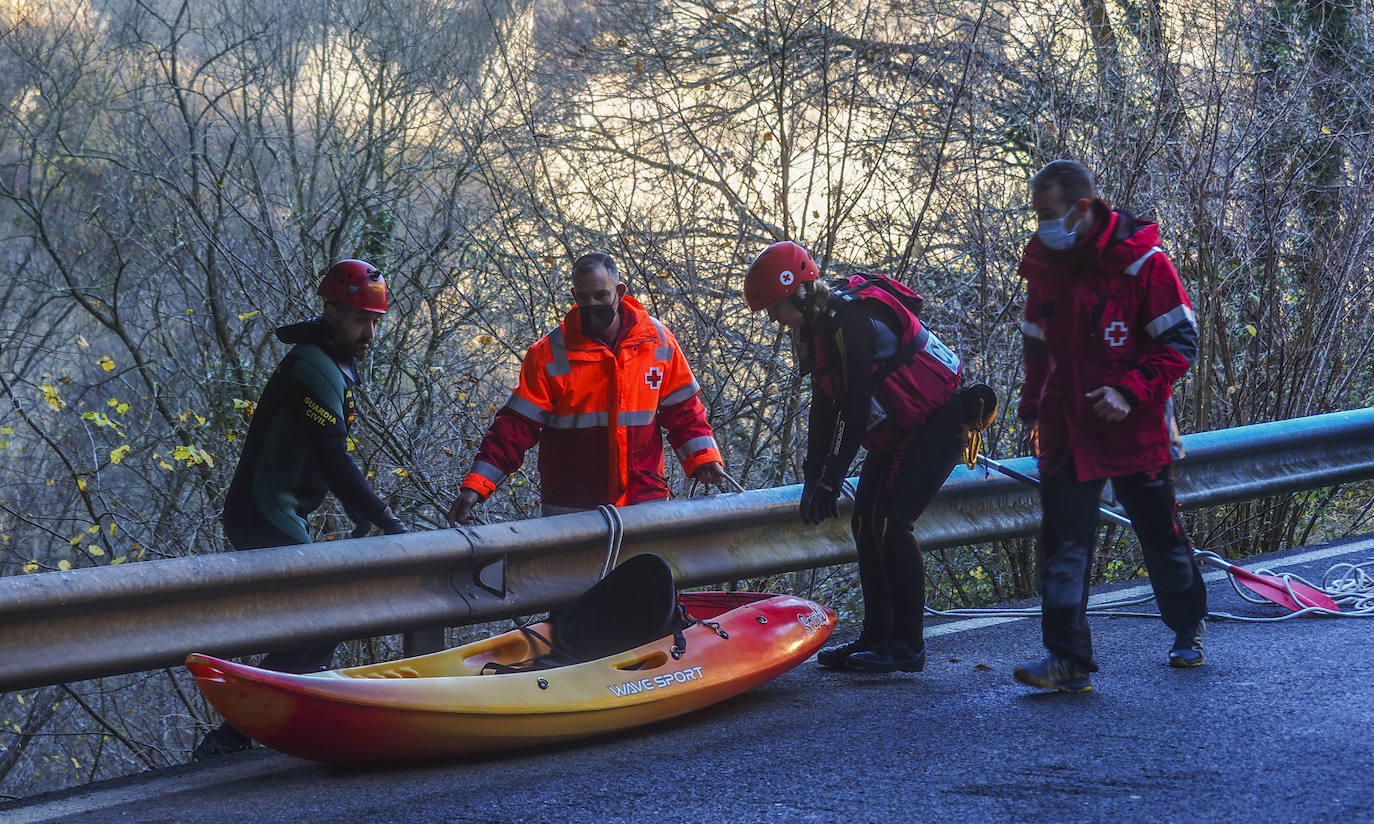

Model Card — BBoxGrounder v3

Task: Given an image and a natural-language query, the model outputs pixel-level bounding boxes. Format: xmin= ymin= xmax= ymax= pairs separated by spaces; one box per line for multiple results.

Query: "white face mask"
xmin=1037 ymin=206 xmax=1081 ymax=250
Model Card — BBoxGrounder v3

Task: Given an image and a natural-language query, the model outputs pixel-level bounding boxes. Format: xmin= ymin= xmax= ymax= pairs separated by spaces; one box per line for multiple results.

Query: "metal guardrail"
xmin=3 ymin=408 xmax=1374 ymax=691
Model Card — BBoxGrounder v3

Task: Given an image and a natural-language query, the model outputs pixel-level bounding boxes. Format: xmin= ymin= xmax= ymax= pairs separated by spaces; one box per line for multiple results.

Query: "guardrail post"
xmin=403 ymin=627 xmax=447 ymax=657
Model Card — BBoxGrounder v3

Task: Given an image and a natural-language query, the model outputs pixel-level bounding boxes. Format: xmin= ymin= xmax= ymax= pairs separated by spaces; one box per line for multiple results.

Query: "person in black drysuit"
xmin=193 ymin=259 xmax=407 ymax=760
xmin=744 ymin=241 xmax=994 ymax=673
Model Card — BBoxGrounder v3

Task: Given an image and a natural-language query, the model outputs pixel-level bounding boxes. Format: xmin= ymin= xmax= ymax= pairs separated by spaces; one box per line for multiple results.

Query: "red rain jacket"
xmin=1018 ymin=202 xmax=1198 ymax=481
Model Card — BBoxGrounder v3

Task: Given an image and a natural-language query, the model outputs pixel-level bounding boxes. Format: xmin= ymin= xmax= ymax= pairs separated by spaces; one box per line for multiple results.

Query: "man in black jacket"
xmin=194 ymin=259 xmax=407 ymax=759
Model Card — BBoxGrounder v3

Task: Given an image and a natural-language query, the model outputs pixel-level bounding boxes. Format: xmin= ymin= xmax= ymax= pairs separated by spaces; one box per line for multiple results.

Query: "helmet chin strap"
xmin=791 ymin=282 xmax=814 ymax=319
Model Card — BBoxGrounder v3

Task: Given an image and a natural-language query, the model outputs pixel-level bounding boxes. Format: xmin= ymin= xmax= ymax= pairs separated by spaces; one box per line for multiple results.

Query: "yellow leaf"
xmin=1245 ymin=324 xmax=1257 ymax=336
xmin=87 ymin=545 xmax=105 ymax=556
xmin=238 ymin=310 xmax=261 ymax=321
xmin=713 ymin=12 xmax=727 ymax=22
xmin=656 ymin=272 xmax=670 ymax=279
xmin=345 ymin=437 xmax=357 ymax=452
xmin=159 ymin=460 xmax=173 ymax=470
xmin=112 ymin=556 xmax=127 ymax=565
xmin=98 ymin=355 xmax=116 ymax=372
xmin=69 ymin=535 xmax=83 ymax=546
xmin=46 ymin=478 xmax=56 ymax=486
xmin=108 ymin=521 xmax=117 ymax=537
xmin=23 ymin=560 xmax=39 ymax=573
xmin=58 ymin=560 xmax=72 ymax=571
xmin=116 ymin=402 xmax=130 ymax=414
xmin=86 ymin=524 xmax=100 ymax=535
xmin=39 ymin=385 xmax=66 ymax=411
xmin=0 ymin=426 xmax=11 ymax=434
xmin=393 ymin=468 xmax=410 ymax=478
xmin=478 ymin=335 xmax=493 ymax=345
xmin=76 ymin=478 xmax=87 ymax=491
xmin=0 ymin=440 xmax=7 ymax=450
xmin=110 ymin=444 xmax=131 ymax=464
xmin=107 ymin=398 xmax=118 ymax=407
xmin=76 ymin=335 xmax=90 ymax=349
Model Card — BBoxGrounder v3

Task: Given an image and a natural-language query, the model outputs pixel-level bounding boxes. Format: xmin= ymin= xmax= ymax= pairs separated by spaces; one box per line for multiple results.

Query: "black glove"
xmin=800 ymin=478 xmax=840 ymax=525
xmin=378 ymin=506 xmax=408 ymax=535
xmin=350 ymin=521 xmax=374 ymax=539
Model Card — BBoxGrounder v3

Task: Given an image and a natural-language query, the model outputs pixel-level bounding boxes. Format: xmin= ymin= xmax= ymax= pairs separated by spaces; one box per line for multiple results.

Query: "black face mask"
xmin=579 ymin=302 xmax=618 ymax=335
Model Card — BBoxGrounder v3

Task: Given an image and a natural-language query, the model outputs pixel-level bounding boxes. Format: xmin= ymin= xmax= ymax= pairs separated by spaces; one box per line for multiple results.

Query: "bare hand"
xmin=1086 ymin=386 xmax=1131 ymax=423
xmin=448 ymin=488 xmax=482 ymax=526
xmin=692 ymin=461 xmax=728 ymax=486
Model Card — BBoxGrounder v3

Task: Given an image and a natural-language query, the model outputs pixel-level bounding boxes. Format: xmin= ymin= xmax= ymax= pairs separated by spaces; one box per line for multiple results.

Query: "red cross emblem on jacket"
xmin=1104 ymin=321 xmax=1129 ymax=346
xmin=644 ymin=366 xmax=663 ymax=389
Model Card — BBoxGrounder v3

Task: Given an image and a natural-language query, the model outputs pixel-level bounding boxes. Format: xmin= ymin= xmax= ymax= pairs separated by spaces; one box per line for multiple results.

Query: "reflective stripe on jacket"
xmin=462 ymin=294 xmax=722 ymax=509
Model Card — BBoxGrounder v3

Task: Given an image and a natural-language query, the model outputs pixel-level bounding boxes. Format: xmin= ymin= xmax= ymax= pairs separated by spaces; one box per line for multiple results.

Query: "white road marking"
xmin=1 ymin=750 xmax=301 ymax=822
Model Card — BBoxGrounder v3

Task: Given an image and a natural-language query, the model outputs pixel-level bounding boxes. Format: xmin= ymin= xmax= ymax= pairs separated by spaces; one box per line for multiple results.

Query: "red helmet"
xmin=318 ymin=259 xmax=388 ymax=313
xmin=743 ymin=241 xmax=820 ymax=311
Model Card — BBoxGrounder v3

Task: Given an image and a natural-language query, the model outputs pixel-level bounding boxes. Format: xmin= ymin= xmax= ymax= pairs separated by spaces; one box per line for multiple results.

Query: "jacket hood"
xmin=275 ymin=316 xmax=351 ymax=365
xmin=1019 ymin=200 xmax=1161 ymax=280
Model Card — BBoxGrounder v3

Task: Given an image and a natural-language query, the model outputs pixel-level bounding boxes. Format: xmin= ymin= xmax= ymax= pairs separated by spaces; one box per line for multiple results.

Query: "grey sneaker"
xmin=1169 ymin=620 xmax=1205 ymax=668
xmin=1013 ymin=654 xmax=1093 ymax=692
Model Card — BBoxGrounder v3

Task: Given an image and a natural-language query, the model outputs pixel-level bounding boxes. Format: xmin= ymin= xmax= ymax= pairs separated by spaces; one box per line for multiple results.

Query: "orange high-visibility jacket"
xmin=462 ymin=295 xmax=722 ymax=510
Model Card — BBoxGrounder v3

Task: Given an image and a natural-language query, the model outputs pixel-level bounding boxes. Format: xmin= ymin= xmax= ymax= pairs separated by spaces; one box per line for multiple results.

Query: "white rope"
xmin=1323 ymin=562 xmax=1374 ymax=611
xmin=687 ymin=469 xmax=748 ymax=497
xmin=597 ymin=504 xmax=624 ymax=579
xmin=925 ymin=559 xmax=1374 ymax=623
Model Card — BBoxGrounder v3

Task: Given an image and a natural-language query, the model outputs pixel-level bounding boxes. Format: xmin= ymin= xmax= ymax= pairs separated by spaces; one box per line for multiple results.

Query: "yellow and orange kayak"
xmin=186 ymin=592 xmax=835 ymax=763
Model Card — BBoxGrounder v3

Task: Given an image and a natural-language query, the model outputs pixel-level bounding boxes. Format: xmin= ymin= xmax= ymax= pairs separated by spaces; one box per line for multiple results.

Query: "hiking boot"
xmin=816 ymin=636 xmax=880 ymax=669
xmin=192 ymin=722 xmax=254 ymax=761
xmin=1168 ymin=620 xmax=1205 ymax=668
xmin=1013 ymin=655 xmax=1093 ymax=693
xmin=848 ymin=640 xmax=926 ymax=673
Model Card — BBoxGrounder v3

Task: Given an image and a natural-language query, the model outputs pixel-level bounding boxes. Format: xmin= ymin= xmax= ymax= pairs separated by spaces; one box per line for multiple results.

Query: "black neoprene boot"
xmin=847 ymin=640 xmax=926 ymax=673
xmin=816 ymin=635 xmax=881 ymax=669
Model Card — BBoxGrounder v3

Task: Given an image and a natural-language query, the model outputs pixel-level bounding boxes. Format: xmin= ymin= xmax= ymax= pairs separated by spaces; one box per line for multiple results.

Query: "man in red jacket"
xmin=1014 ymin=160 xmax=1207 ymax=692
xmin=449 ymin=252 xmax=726 ymax=524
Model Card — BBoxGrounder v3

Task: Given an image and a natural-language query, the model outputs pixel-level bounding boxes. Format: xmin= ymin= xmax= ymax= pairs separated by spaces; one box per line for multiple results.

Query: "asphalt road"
xmin=6 ymin=537 xmax=1371 ymax=824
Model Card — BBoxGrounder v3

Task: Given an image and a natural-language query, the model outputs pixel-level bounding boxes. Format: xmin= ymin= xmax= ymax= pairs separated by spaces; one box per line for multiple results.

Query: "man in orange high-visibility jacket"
xmin=449 ymin=252 xmax=726 ymax=523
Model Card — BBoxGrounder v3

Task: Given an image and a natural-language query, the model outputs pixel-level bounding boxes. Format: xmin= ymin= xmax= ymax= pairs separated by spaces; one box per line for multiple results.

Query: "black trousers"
xmin=851 ymin=394 xmax=968 ymax=647
xmin=1037 ymin=464 xmax=1208 ymax=668
xmin=224 ymin=521 xmax=339 ymax=674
